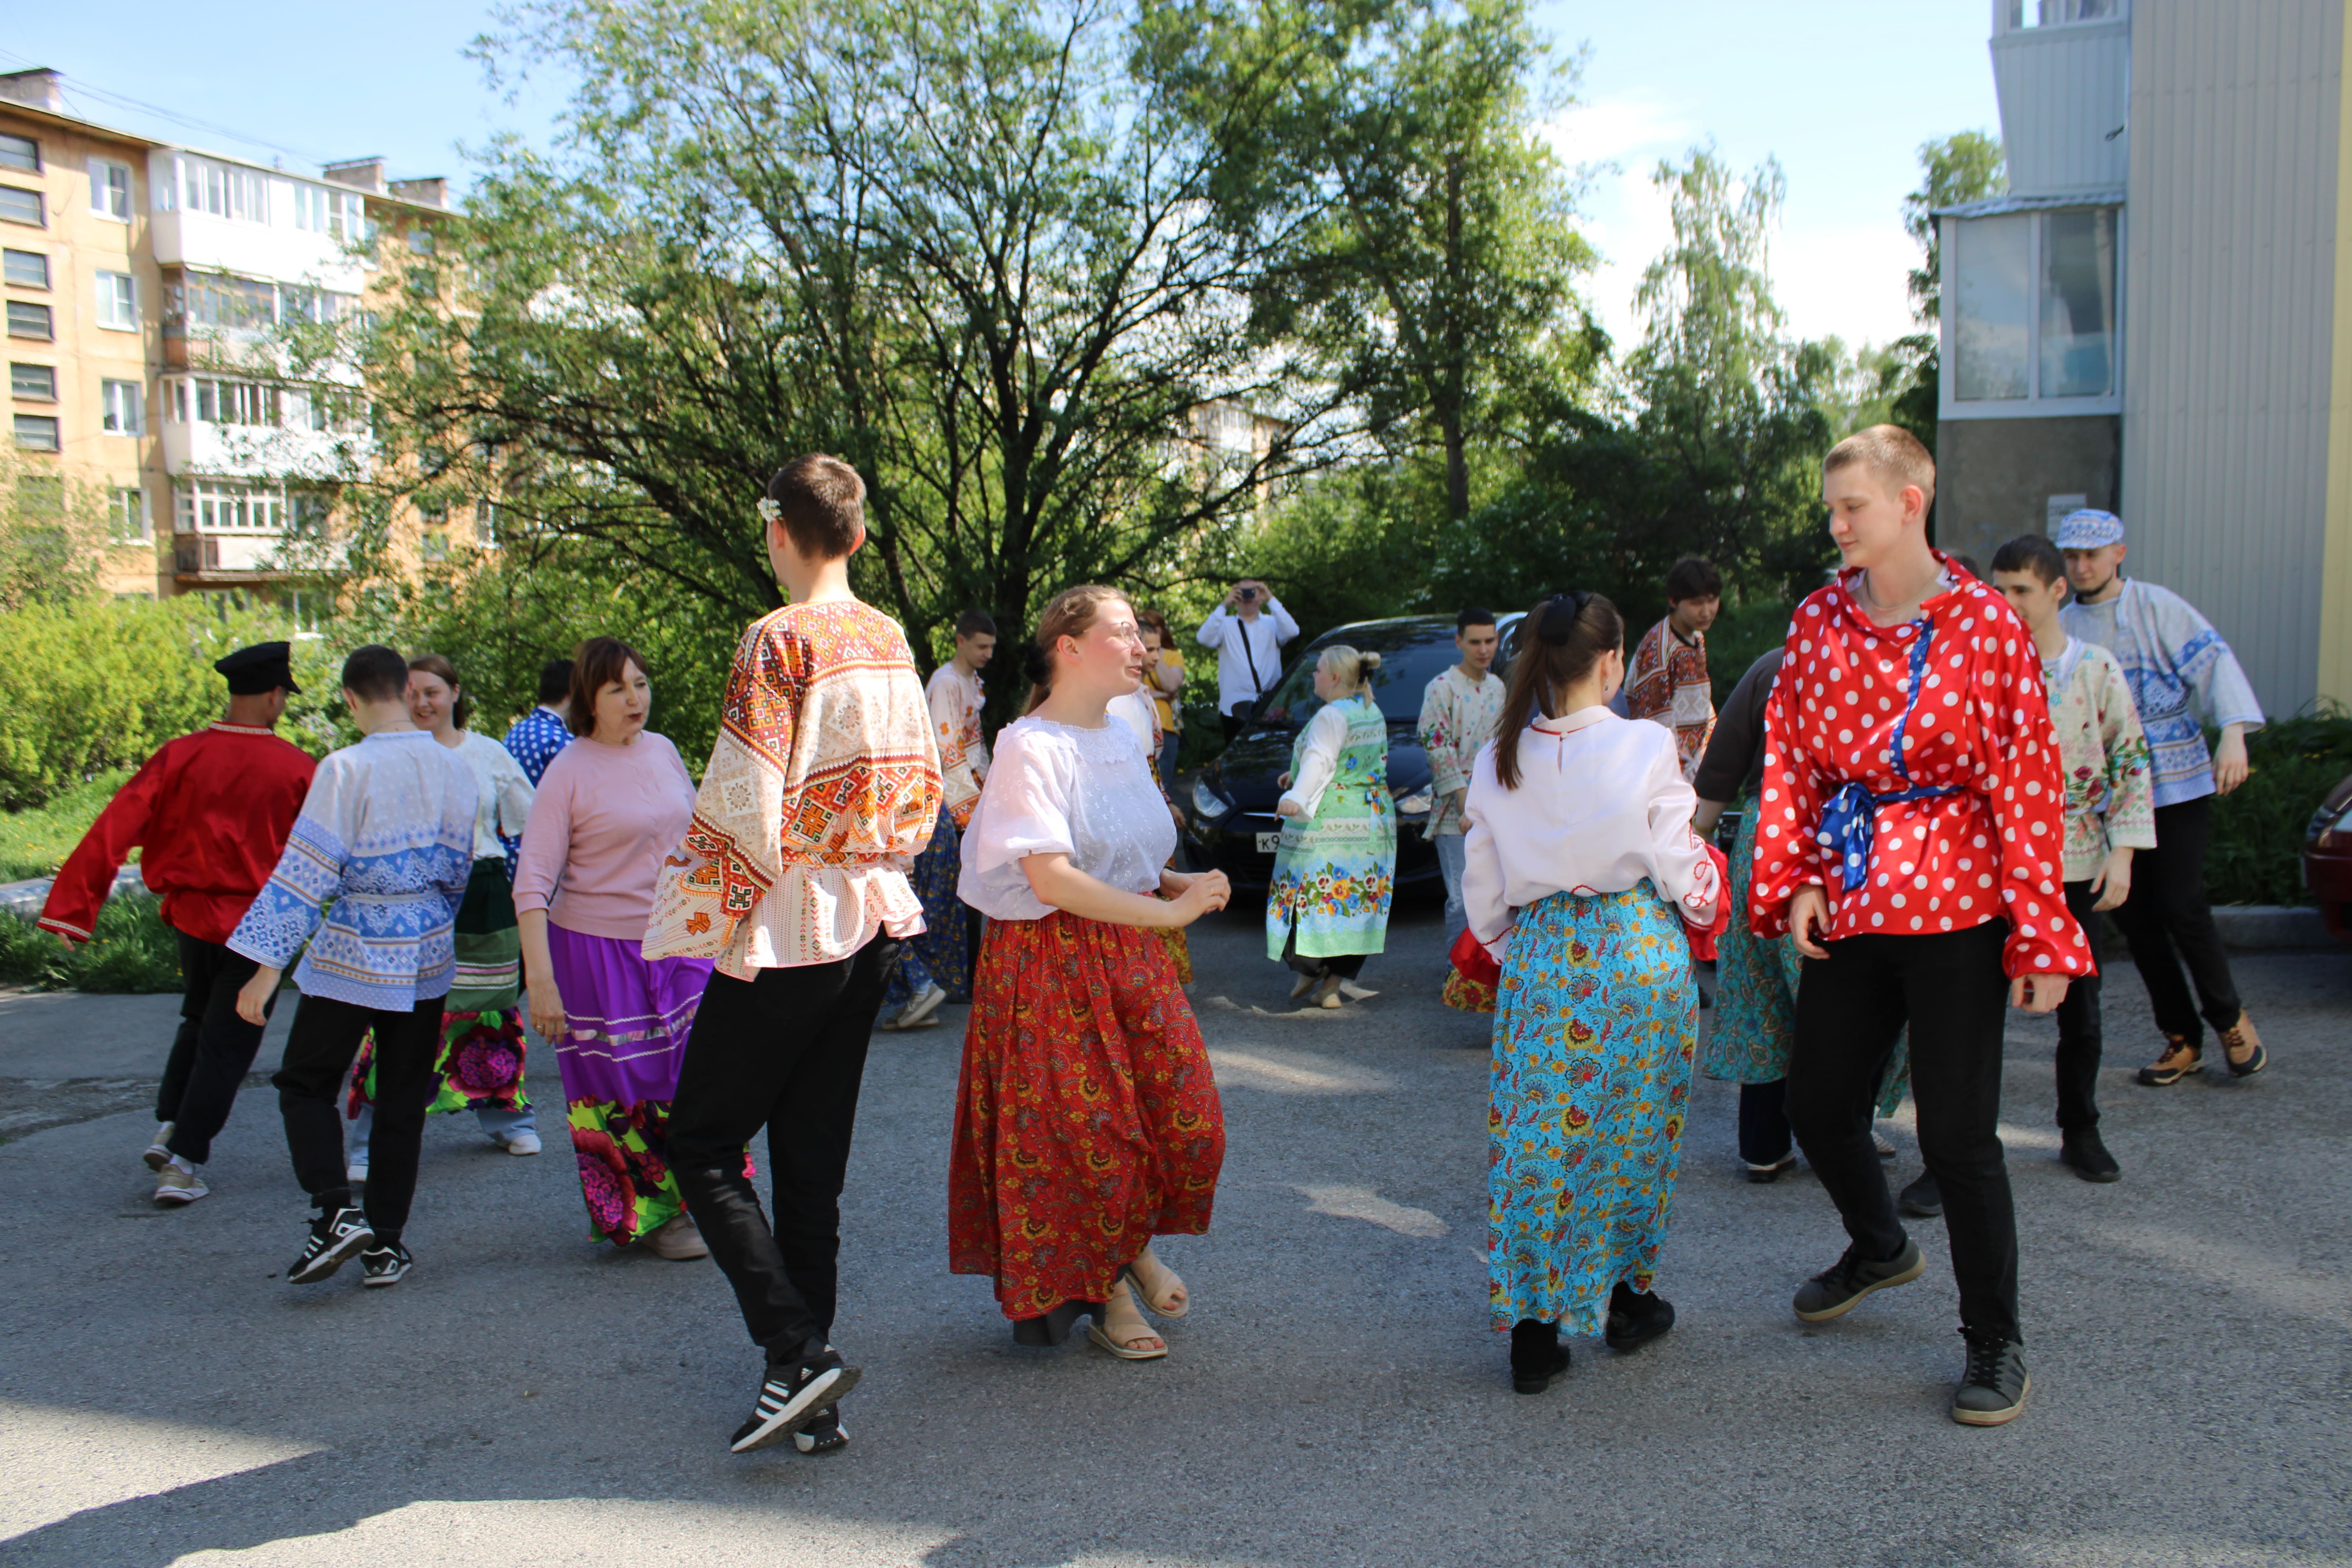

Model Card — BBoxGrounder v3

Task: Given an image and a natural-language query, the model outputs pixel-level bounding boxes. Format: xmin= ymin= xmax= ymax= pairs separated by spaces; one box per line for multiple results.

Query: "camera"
xmin=1237 ymin=586 xmax=1257 ymax=604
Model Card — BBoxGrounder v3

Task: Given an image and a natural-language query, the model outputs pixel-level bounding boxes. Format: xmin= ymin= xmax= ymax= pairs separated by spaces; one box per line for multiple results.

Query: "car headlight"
xmin=1392 ymin=788 xmax=1432 ymax=815
xmin=1192 ymin=778 xmax=1231 ymax=819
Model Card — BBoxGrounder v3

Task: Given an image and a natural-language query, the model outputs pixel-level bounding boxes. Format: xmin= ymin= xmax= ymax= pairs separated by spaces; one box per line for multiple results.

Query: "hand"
xmin=2091 ymin=846 xmax=2133 ymax=913
xmin=1277 ymin=771 xmax=1292 ymax=788
xmin=235 ymin=965 xmax=282 ymax=1027
xmin=1442 ymin=789 xmax=1467 ymax=820
xmin=528 ymin=976 xmax=568 ymax=1042
xmin=1169 ymin=869 xmax=1231 ymax=925
xmin=2213 ymin=724 xmax=2250 ymax=795
xmin=1277 ymin=799 xmax=1304 ymax=818
xmin=1691 ymin=798 xmax=1725 ymax=838
xmin=1168 ymin=801 xmax=1186 ymax=831
xmin=2009 ymin=973 xmax=2071 ymax=1014
xmin=1788 ymin=886 xmax=1832 ymax=961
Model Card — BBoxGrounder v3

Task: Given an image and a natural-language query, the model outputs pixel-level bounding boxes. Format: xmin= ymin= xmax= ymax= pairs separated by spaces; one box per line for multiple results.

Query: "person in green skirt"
xmin=1267 ymin=646 xmax=1396 ymax=1009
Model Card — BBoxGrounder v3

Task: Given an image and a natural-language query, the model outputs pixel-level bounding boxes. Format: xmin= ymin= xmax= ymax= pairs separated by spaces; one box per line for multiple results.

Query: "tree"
xmin=0 ymin=448 xmax=114 ymax=612
xmin=1889 ymin=131 xmax=2005 ymax=450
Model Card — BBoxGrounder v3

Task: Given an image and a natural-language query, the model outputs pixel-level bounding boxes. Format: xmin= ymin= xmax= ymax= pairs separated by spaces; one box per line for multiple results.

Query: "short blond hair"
xmin=1824 ymin=424 xmax=1936 ymax=513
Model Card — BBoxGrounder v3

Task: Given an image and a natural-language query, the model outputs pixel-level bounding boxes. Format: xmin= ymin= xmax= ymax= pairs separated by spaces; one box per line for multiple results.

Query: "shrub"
xmin=2204 ymin=713 xmax=2352 ymax=907
xmin=0 ymin=894 xmax=181 ymax=993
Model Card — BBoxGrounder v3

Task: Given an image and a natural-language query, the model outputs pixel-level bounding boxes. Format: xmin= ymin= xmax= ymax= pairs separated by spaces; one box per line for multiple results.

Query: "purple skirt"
xmin=545 ymin=923 xmax=714 ymax=1246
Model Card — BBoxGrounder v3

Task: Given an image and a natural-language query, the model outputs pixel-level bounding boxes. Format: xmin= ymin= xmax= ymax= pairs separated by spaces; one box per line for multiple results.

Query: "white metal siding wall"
xmin=1991 ymin=18 xmax=2133 ymax=194
xmin=2122 ymin=0 xmax=2345 ymax=718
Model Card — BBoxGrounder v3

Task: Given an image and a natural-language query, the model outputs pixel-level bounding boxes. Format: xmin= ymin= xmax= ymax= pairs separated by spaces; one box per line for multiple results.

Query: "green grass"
xmin=0 ymin=770 xmax=129 ymax=882
xmin=0 ymin=892 xmax=182 ymax=993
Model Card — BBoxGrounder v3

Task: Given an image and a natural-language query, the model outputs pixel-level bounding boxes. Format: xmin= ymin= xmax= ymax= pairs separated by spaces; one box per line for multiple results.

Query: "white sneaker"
xmin=504 ymin=1132 xmax=543 ymax=1156
xmin=154 ymin=1164 xmax=209 ymax=1205
xmin=641 ymin=1214 xmax=711 ymax=1261
xmin=897 ymin=983 xmax=948 ymax=1029
xmin=143 ymin=1123 xmax=176 ymax=1172
xmin=1872 ymin=1130 xmax=1896 ymax=1159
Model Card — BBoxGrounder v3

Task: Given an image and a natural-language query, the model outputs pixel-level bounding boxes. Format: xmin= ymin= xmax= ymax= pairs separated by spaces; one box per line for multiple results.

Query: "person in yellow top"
xmin=1136 ymin=608 xmax=1185 ymax=786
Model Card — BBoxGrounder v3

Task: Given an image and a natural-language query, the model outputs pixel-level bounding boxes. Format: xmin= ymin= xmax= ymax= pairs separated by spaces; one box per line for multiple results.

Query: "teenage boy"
xmin=503 ymin=658 xmax=575 ymax=786
xmin=878 ymin=608 xmax=996 ymax=1030
xmin=1197 ymin=578 xmax=1299 ymax=746
xmin=40 ymin=642 xmax=317 ymax=1207
xmin=1753 ymin=426 xmax=2087 ymax=1427
xmin=1416 ymin=606 xmax=1504 ymax=947
xmin=645 ymin=455 xmax=944 ymax=1456
xmin=1627 ymin=557 xmax=1722 ymax=781
xmin=1980 ymin=535 xmax=2152 ymax=1185
xmin=2056 ymin=509 xmax=2268 ymax=1084
xmin=227 ymin=644 xmax=477 ymax=1290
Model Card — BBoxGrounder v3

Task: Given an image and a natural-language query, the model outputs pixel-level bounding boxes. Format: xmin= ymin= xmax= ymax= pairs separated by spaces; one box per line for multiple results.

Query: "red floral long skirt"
xmin=948 ymin=910 xmax=1225 ymax=1319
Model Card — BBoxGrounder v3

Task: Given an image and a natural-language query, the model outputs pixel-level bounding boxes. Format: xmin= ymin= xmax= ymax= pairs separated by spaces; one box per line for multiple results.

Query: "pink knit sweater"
xmin=511 ymin=731 xmax=697 ymax=942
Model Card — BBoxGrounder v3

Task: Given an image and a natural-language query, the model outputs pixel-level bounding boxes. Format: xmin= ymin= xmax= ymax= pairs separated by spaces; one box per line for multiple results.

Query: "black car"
xmin=1186 ymin=613 xmax=1522 ymax=892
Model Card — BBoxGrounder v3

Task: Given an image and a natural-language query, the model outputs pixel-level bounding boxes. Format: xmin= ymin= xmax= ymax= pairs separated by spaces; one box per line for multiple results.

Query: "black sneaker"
xmin=1602 ymin=1283 xmax=1675 ymax=1352
xmin=1509 ymin=1318 xmax=1570 ymax=1395
xmin=1951 ymin=1332 xmax=2031 ymax=1426
xmin=1898 ymin=1171 xmax=1944 ymax=1218
xmin=1744 ymin=1153 xmax=1798 ymax=1184
xmin=2058 ymin=1129 xmax=2121 ymax=1183
xmin=793 ymin=1406 xmax=849 ymax=1455
xmin=287 ymin=1207 xmax=374 ymax=1284
xmin=361 ymin=1242 xmax=414 ymax=1287
xmin=1793 ymin=1238 xmax=1926 ymax=1322
xmin=730 ymin=1347 xmax=861 ymax=1454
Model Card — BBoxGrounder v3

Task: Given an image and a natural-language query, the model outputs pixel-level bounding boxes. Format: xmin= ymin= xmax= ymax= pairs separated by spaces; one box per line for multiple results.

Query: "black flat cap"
xmin=214 ymin=641 xmax=301 ymax=695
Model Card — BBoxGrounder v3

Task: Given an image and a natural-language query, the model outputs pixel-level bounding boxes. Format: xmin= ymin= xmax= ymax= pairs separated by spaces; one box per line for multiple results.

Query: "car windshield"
xmin=1257 ymin=624 xmax=1488 ymax=727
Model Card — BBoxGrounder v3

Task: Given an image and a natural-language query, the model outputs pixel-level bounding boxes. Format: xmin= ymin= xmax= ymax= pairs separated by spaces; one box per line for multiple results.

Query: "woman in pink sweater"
xmin=514 ymin=637 xmax=714 ymax=1258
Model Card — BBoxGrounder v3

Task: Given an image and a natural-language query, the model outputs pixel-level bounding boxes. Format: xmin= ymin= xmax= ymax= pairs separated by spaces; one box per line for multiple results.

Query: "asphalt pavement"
xmin=1 ymin=896 xmax=2347 ymax=1566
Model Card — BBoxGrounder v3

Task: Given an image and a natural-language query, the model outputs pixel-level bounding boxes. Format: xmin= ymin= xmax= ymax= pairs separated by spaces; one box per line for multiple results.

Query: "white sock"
xmin=166 ymin=1154 xmax=194 ymax=1175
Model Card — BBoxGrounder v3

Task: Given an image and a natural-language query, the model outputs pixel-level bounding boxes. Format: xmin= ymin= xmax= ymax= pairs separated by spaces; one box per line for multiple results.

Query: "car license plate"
xmin=1256 ymin=831 xmax=1281 ymax=853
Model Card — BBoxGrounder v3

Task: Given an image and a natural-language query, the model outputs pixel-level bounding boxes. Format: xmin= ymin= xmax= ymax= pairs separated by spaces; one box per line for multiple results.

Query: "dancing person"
xmin=227 ymin=644 xmax=476 ymax=1289
xmin=1418 ymin=606 xmax=1505 ymax=951
xmin=1108 ymin=655 xmax=1197 ymax=985
xmin=501 ymin=658 xmax=575 ymax=881
xmin=344 ymin=655 xmax=538 ymax=1178
xmin=2056 ymin=509 xmax=2268 ymax=1083
xmin=881 ymin=611 xmax=998 ymax=1031
xmin=1463 ymin=591 xmax=1723 ymax=1395
xmin=513 ymin=637 xmax=714 ymax=1259
xmin=1197 ymin=577 xmax=1298 ymax=746
xmin=1626 ymin=558 xmax=1722 ymax=782
xmin=1956 ymin=533 xmax=2152 ymax=1194
xmin=1753 ymin=426 xmax=2087 ymax=1427
xmin=1268 ymin=646 xmax=1394 ymax=1008
xmin=1693 ymin=651 xmax=1909 ymax=1182
xmin=39 ymin=642 xmax=316 ymax=1206
xmin=1136 ymin=608 xmax=1187 ymax=786
xmin=950 ymin=586 xmax=1231 ymax=1362
xmin=643 ymin=456 xmax=943 ymax=1456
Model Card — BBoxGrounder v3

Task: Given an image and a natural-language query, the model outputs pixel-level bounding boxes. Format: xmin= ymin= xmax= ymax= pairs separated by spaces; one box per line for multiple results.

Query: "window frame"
xmin=1938 ymin=202 xmax=2127 ymax=421
xmin=5 ymin=299 xmax=54 ymax=341
xmin=0 ymin=134 xmax=37 ymax=175
xmin=2 ymin=248 xmax=47 ymax=289
xmin=101 ymin=378 xmax=143 ymax=435
xmin=0 ymin=185 xmax=45 ymax=229
xmin=88 ymin=157 xmax=133 ymax=221
xmin=11 ymin=361 xmax=58 ymax=401
xmin=12 ymin=412 xmax=62 ymax=452
xmin=95 ymin=270 xmax=140 ymax=332
xmin=110 ymin=486 xmax=150 ymax=541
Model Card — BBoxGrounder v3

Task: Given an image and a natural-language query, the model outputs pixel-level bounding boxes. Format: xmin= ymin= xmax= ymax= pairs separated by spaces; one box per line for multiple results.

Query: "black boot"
xmin=1602 ymin=1281 xmax=1676 ymax=1352
xmin=1510 ymin=1318 xmax=1570 ymax=1394
xmin=2058 ymin=1128 xmax=2120 ymax=1182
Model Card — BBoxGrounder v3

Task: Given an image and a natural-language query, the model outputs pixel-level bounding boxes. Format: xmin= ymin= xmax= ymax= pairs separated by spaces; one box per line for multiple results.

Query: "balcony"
xmin=1991 ymin=0 xmax=2130 ymax=196
xmin=162 ymin=419 xmax=371 ymax=483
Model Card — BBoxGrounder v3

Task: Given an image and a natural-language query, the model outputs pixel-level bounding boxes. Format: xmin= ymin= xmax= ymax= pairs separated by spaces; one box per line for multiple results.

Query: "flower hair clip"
xmin=757 ymin=497 xmax=781 ymax=524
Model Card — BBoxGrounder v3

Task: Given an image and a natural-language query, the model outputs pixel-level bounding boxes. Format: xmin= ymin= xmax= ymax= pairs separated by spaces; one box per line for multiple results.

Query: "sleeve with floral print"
xmin=1969 ymin=609 xmax=2090 ymax=979
xmin=1747 ymin=615 xmax=1823 ymax=938
xmin=2092 ymin=648 xmax=2156 ymax=854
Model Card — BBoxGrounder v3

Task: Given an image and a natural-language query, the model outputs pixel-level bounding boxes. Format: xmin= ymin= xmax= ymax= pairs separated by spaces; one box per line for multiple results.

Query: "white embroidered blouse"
xmin=1459 ymin=707 xmax=1722 ymax=956
xmin=451 ymin=730 xmax=535 ymax=862
xmin=957 ymin=714 xmax=1177 ymax=922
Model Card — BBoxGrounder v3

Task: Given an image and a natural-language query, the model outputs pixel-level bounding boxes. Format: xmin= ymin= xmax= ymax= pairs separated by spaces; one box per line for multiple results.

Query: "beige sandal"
xmin=1121 ymin=1243 xmax=1189 ymax=1318
xmin=1087 ymin=1279 xmax=1167 ymax=1360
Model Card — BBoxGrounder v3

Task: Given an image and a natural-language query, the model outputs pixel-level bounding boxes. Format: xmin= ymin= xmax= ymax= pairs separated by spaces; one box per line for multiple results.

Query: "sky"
xmin=3 ymin=0 xmax=2001 ymax=354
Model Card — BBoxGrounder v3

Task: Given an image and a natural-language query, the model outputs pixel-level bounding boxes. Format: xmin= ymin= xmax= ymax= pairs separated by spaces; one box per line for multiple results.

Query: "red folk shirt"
xmin=1749 ymin=563 xmax=2091 ymax=982
xmin=38 ymin=723 xmax=317 ymax=947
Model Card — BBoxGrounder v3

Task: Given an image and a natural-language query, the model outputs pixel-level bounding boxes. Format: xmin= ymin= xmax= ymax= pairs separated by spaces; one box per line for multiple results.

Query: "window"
xmin=102 ymin=379 xmax=142 ymax=434
xmin=1945 ymin=205 xmax=2120 ymax=413
xmin=96 ymin=271 xmax=138 ymax=330
xmin=0 ymin=134 xmax=37 ymax=174
xmin=6 ymin=300 xmax=53 ymax=339
xmin=474 ymin=500 xmax=500 ymax=548
xmin=419 ymin=526 xmax=450 ymax=561
xmin=299 ymin=385 xmax=366 ymax=433
xmin=288 ymin=491 xmax=332 ymax=538
xmin=88 ymin=158 xmax=132 ymax=221
xmin=406 ymin=226 xmax=434 ymax=255
xmin=175 ymin=477 xmax=285 ymax=533
xmin=290 ymin=185 xmax=369 ymax=243
xmin=2 ymin=249 xmax=45 ymax=288
xmin=171 ymin=271 xmax=275 ymax=330
xmin=110 ymin=486 xmax=149 ymax=541
xmin=190 ymin=377 xmax=279 ymax=426
xmin=13 ymin=413 xmax=60 ymax=451
xmin=0 ymin=186 xmax=43 ymax=227
xmin=2006 ymin=0 xmax=2122 ymax=25
xmin=178 ymin=158 xmax=269 ymax=224
xmin=11 ymin=362 xmax=56 ymax=400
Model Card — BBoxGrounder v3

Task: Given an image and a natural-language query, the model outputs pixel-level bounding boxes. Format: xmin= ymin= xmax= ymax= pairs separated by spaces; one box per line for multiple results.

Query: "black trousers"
xmin=1787 ymin=921 xmax=2020 ymax=1342
xmin=158 ymin=934 xmax=282 ymax=1165
xmin=2111 ymin=796 xmax=2243 ymax=1045
xmin=272 ymin=992 xmax=444 ymax=1240
xmin=668 ymin=938 xmax=893 ymax=1365
xmin=1738 ymin=1079 xmax=1791 ymax=1167
xmin=2054 ymin=880 xmax=2103 ymax=1131
xmin=1280 ymin=927 xmax=1366 ymax=981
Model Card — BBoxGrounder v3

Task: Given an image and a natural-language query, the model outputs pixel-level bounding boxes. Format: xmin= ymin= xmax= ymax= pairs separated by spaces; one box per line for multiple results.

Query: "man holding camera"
xmin=1197 ymin=579 xmax=1300 ymax=747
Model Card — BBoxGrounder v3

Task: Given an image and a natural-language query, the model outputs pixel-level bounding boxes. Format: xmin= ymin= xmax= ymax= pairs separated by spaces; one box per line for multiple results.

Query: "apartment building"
xmin=0 ymin=67 xmax=449 ymax=606
xmin=1932 ymin=0 xmax=2352 ymax=717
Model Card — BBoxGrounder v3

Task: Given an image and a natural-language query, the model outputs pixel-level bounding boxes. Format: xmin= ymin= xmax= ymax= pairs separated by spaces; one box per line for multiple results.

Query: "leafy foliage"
xmin=0 ymin=895 xmax=182 ymax=993
xmin=2207 ymin=715 xmax=2352 ymax=908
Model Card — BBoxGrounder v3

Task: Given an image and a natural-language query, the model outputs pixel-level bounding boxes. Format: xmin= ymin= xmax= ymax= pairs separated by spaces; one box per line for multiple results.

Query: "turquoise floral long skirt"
xmin=1489 ymin=883 xmax=1697 ymax=1336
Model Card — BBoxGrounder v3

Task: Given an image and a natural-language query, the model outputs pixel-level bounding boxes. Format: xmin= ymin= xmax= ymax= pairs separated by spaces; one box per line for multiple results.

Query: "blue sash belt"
xmin=1817 ymin=603 xmax=1961 ymax=892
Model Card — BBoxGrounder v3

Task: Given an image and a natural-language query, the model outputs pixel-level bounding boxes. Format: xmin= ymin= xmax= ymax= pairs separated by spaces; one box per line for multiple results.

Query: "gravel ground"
xmin=1 ymin=896 xmax=2347 ymax=1567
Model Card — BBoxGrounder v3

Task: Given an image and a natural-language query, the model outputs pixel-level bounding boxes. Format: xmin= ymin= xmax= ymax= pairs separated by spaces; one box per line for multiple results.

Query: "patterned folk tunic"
xmin=1627 ymin=617 xmax=1715 ymax=782
xmin=926 ymin=663 xmax=990 ymax=831
xmin=1416 ymin=665 xmax=1506 ymax=835
xmin=2042 ymin=637 xmax=2157 ymax=882
xmin=1267 ymin=695 xmax=1397 ymax=960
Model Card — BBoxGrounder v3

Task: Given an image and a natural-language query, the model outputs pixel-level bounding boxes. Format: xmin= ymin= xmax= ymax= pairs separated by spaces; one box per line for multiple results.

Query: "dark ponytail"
xmin=1494 ymin=591 xmax=1624 ymax=790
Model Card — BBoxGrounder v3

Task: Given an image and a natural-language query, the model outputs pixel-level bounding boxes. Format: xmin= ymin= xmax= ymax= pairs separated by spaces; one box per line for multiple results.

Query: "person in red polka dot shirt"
xmin=1751 ymin=425 xmax=2083 ymax=1430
